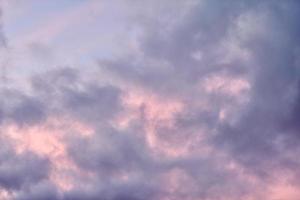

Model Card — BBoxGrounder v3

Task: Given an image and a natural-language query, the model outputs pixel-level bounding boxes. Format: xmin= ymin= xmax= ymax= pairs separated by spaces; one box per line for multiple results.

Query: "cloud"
xmin=1 ymin=0 xmax=300 ymax=200
xmin=9 ymin=96 xmax=46 ymax=126
xmin=99 ymin=0 xmax=300 ymax=197
xmin=0 ymin=139 xmax=50 ymax=190
xmin=14 ymin=181 xmax=60 ymax=200
xmin=0 ymin=8 xmax=7 ymax=47
xmin=214 ymin=0 xmax=300 ymax=172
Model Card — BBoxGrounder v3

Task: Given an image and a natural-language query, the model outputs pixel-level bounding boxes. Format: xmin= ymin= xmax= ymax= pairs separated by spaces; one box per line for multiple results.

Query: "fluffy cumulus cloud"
xmin=1 ymin=0 xmax=300 ymax=199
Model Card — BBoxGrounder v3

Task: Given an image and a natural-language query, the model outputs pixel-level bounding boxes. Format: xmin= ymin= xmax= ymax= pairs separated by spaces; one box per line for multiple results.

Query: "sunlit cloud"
xmin=1 ymin=1 xmax=300 ymax=200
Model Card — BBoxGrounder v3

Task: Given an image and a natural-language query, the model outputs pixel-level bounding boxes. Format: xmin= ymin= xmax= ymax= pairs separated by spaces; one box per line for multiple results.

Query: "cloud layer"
xmin=1 ymin=0 xmax=300 ymax=199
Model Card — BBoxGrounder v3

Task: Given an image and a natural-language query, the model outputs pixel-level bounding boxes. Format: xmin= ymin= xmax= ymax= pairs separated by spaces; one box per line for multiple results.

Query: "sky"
xmin=0 ymin=0 xmax=300 ymax=199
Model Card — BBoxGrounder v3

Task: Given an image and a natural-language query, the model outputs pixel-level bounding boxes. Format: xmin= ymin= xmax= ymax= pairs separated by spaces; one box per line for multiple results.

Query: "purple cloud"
xmin=1 ymin=1 xmax=300 ymax=200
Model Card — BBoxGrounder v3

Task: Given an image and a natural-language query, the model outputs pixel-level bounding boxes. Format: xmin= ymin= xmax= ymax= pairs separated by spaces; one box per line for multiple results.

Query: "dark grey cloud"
xmin=67 ymin=126 xmax=152 ymax=175
xmin=0 ymin=140 xmax=50 ymax=190
xmin=0 ymin=7 xmax=7 ymax=48
xmin=14 ymin=181 xmax=60 ymax=200
xmin=99 ymin=0 xmax=300 ymax=193
xmin=214 ymin=0 xmax=300 ymax=174
xmin=9 ymin=96 xmax=46 ymax=126
xmin=64 ymin=122 xmax=259 ymax=200
xmin=30 ymin=67 xmax=123 ymax=124
xmin=63 ymin=179 xmax=159 ymax=200
xmin=62 ymin=84 xmax=122 ymax=123
xmin=0 ymin=87 xmax=47 ymax=126
xmin=0 ymin=107 xmax=3 ymax=124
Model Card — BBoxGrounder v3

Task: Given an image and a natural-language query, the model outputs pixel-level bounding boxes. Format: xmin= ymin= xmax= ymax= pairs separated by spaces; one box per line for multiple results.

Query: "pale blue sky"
xmin=2 ymin=0 xmax=141 ymax=82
